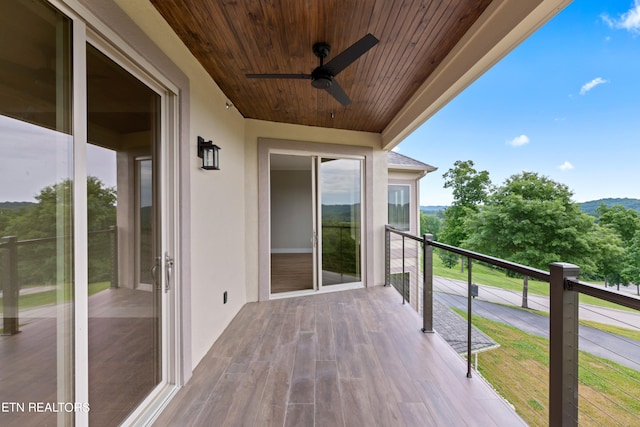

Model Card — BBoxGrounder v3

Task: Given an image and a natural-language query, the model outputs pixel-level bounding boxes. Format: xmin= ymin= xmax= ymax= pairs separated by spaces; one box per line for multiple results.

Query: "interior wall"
xmin=270 ymin=170 xmax=313 ymax=253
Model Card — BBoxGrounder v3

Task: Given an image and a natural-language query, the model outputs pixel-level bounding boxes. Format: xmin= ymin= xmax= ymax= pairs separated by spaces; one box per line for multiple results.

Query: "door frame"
xmin=258 ymin=138 xmax=374 ymax=301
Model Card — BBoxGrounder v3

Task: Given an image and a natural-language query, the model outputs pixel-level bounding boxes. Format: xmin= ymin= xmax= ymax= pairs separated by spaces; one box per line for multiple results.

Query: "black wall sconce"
xmin=197 ymin=136 xmax=221 ymax=170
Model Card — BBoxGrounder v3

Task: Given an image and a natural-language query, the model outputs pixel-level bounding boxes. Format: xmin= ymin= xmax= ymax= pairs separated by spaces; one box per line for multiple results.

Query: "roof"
xmin=388 ymin=151 xmax=437 ymax=173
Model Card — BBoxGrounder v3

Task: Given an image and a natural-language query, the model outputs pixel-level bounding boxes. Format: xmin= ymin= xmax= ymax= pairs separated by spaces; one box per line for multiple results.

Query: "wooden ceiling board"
xmin=150 ymin=0 xmax=494 ymax=133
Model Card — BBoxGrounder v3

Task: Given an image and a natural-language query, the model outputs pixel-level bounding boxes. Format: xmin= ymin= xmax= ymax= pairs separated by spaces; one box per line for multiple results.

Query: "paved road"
xmin=435 ymin=292 xmax=640 ymax=372
xmin=435 ymin=276 xmax=640 ymax=330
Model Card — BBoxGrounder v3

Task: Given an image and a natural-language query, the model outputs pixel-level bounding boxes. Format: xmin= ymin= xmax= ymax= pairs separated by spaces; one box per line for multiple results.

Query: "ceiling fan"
xmin=246 ymin=33 xmax=379 ymax=106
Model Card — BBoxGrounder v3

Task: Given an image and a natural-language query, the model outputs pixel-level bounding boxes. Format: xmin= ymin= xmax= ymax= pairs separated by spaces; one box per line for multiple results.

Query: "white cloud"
xmin=559 ymin=161 xmax=574 ymax=171
xmin=602 ymin=1 xmax=640 ymax=34
xmin=580 ymin=77 xmax=608 ymax=95
xmin=506 ymin=134 xmax=530 ymax=147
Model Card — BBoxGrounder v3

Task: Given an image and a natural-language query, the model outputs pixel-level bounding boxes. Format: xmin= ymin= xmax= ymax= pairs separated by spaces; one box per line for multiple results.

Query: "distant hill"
xmin=322 ymin=204 xmax=361 ymax=223
xmin=579 ymin=198 xmax=640 ymax=216
xmin=420 ymin=205 xmax=448 ymax=214
xmin=0 ymin=201 xmax=34 ymax=212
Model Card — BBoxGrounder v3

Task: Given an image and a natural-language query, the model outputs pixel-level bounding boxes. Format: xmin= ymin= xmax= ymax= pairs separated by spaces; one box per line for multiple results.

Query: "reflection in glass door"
xmin=86 ymin=43 xmax=163 ymax=426
xmin=0 ymin=2 xmax=73 ymax=425
xmin=319 ymin=158 xmax=363 ymax=286
xmin=137 ymin=158 xmax=155 ymax=291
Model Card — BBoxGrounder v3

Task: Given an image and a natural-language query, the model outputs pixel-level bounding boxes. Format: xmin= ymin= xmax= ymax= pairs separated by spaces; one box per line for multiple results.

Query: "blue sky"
xmin=397 ymin=0 xmax=640 ymax=206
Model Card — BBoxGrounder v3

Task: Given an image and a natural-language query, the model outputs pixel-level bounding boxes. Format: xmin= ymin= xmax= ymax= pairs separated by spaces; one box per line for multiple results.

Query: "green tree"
xmin=595 ymin=204 xmax=640 ymax=245
xmin=463 ymin=172 xmax=598 ymax=305
xmin=2 ymin=177 xmax=116 ymax=286
xmin=420 ymin=212 xmax=443 ymax=240
xmin=590 ymin=204 xmax=640 ymax=289
xmin=439 ymin=160 xmax=492 ymax=271
xmin=589 ymin=223 xmax=627 ymax=289
xmin=622 ymin=230 xmax=640 ymax=295
xmin=464 ymin=172 xmax=596 ymax=270
xmin=2 ymin=180 xmax=73 ymax=286
xmin=442 ymin=160 xmax=492 ymax=208
xmin=0 ymin=208 xmax=17 ymax=236
xmin=86 ymin=177 xmax=117 ymax=283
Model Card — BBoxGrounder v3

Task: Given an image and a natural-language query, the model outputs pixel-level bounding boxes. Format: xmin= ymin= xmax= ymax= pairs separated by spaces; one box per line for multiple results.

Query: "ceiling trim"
xmin=381 ymin=0 xmax=571 ymax=150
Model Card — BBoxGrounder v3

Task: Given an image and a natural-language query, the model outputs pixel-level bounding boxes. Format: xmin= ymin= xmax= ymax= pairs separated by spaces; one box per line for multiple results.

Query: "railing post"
xmin=401 ymin=235 xmax=405 ymax=304
xmin=339 ymin=226 xmax=344 ymax=282
xmin=467 ymin=256 xmax=473 ymax=378
xmin=422 ymin=234 xmax=433 ymax=333
xmin=549 ymin=262 xmax=580 ymax=426
xmin=384 ymin=227 xmax=390 ymax=287
xmin=2 ymin=236 xmax=20 ymax=335
xmin=109 ymin=226 xmax=118 ymax=288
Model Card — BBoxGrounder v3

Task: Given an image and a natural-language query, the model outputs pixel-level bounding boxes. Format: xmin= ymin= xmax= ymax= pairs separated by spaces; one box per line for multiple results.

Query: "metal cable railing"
xmin=384 ymin=225 xmax=640 ymax=426
xmin=1 ymin=227 xmax=118 ymax=335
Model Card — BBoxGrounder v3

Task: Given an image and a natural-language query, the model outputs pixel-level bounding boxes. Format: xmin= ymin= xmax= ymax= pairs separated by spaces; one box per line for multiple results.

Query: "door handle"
xmin=151 ymin=256 xmax=161 ymax=290
xmin=165 ymin=253 xmax=174 ymax=293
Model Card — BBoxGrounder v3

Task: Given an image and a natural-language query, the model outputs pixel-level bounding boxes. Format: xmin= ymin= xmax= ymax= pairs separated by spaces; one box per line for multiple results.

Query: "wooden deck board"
xmin=153 ymin=286 xmax=526 ymax=426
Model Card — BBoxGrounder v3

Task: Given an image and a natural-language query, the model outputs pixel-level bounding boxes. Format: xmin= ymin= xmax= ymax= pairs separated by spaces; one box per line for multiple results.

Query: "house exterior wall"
xmin=388 ymin=170 xmax=425 ymax=312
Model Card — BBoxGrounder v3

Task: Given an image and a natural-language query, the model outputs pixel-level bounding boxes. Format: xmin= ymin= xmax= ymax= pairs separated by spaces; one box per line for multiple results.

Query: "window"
xmin=388 ymin=185 xmax=410 ymax=231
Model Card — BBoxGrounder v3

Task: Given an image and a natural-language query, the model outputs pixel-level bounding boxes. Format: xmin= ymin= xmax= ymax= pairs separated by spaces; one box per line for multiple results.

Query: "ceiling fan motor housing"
xmin=311 ymin=68 xmax=332 ymax=89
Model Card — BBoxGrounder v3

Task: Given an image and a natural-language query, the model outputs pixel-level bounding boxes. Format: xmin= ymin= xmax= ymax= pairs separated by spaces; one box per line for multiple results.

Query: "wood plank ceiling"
xmin=150 ymin=0 xmax=493 ymax=133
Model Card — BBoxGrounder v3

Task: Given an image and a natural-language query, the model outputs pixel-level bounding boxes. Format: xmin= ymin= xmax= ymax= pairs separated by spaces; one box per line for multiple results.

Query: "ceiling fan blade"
xmin=323 ymin=33 xmax=379 ymax=76
xmin=245 ymin=73 xmax=311 ymax=79
xmin=325 ymin=79 xmax=351 ymax=106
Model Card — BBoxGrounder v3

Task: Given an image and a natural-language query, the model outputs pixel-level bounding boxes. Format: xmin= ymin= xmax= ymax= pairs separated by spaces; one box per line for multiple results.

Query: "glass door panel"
xmin=319 ymin=158 xmax=362 ymax=286
xmin=269 ymin=154 xmax=315 ymax=293
xmin=0 ymin=1 xmax=74 ymax=426
xmin=86 ymin=43 xmax=162 ymax=426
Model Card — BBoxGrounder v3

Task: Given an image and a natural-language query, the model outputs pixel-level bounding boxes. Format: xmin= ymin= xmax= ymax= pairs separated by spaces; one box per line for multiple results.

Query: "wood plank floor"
xmin=271 ymin=253 xmax=314 ymax=293
xmin=154 ymin=286 xmax=526 ymax=426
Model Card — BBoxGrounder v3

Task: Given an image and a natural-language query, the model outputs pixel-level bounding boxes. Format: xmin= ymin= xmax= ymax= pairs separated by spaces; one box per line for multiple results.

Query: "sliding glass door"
xmin=319 ymin=158 xmax=362 ymax=286
xmin=86 ymin=44 xmax=164 ymax=426
xmin=270 ymin=154 xmax=363 ymax=295
xmin=0 ymin=2 xmax=176 ymax=425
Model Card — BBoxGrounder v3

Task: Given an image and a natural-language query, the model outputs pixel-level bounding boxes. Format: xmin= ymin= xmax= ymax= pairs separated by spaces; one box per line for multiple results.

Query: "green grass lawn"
xmin=462 ymin=312 xmax=640 ymax=426
xmin=433 ymin=252 xmax=638 ymax=312
xmin=0 ymin=281 xmax=111 ymax=313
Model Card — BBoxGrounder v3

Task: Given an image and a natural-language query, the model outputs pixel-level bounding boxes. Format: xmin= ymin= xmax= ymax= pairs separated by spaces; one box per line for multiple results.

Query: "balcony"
xmin=153 ymin=225 xmax=640 ymax=426
xmin=153 ymin=286 xmax=525 ymax=426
